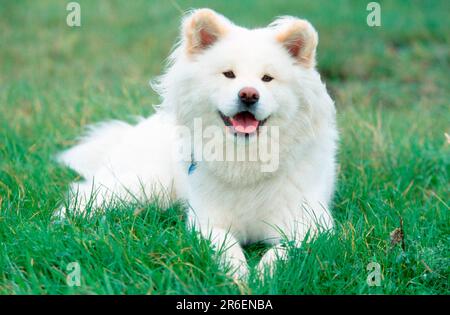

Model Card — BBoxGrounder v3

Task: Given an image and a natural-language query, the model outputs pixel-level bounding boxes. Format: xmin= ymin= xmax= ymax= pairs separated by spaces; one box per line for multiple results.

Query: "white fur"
xmin=57 ymin=9 xmax=338 ymax=279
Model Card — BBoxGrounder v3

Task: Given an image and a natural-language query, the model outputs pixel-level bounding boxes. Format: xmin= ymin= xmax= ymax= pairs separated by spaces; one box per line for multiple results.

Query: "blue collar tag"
xmin=188 ymin=161 xmax=197 ymax=175
xmin=188 ymin=153 xmax=197 ymax=175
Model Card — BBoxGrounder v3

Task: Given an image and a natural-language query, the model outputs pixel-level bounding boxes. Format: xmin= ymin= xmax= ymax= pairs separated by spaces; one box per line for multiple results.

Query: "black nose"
xmin=239 ymin=87 xmax=259 ymax=107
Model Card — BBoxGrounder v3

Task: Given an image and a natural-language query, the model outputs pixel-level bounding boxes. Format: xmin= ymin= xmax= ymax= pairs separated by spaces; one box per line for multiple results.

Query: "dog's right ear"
xmin=182 ymin=8 xmax=230 ymax=56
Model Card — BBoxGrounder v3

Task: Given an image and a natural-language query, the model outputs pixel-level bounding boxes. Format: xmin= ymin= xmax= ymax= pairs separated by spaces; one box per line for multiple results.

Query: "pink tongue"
xmin=229 ymin=112 xmax=260 ymax=134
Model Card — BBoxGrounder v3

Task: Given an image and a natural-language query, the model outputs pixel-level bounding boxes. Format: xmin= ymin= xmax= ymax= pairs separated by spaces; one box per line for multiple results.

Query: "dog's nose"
xmin=238 ymin=87 xmax=259 ymax=107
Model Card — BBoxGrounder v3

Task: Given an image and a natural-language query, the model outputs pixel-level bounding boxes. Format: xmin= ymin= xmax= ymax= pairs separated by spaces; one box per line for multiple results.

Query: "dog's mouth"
xmin=219 ymin=111 xmax=268 ymax=135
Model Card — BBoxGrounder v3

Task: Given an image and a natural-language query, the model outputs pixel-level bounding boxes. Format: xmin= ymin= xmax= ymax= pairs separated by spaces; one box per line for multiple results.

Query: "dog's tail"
xmin=57 ymin=120 xmax=133 ymax=178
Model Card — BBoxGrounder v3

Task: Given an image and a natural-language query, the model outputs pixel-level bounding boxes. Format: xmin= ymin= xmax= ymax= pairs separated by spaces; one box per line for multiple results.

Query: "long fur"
xmin=57 ymin=9 xmax=338 ymax=278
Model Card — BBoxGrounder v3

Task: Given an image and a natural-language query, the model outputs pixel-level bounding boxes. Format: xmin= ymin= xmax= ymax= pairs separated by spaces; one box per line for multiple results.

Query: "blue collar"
xmin=188 ymin=154 xmax=197 ymax=175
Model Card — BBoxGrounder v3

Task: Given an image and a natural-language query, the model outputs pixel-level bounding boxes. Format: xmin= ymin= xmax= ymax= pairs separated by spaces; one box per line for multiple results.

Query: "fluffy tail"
xmin=57 ymin=120 xmax=133 ymax=178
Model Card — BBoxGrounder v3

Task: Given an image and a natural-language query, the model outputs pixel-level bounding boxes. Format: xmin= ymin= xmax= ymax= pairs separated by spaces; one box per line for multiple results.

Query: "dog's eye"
xmin=223 ymin=71 xmax=236 ymax=79
xmin=261 ymin=75 xmax=274 ymax=82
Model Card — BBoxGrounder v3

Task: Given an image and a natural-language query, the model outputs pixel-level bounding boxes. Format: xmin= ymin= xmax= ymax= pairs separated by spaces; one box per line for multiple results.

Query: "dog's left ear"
xmin=272 ymin=17 xmax=318 ymax=68
xmin=182 ymin=8 xmax=231 ymax=56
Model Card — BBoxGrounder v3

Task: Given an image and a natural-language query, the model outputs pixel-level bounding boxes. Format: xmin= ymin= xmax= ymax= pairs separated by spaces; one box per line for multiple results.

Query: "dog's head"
xmin=156 ymin=9 xmax=335 ymax=176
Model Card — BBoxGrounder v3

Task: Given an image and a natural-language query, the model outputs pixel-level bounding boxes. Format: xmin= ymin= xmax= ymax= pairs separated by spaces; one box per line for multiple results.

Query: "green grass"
xmin=0 ymin=0 xmax=449 ymax=294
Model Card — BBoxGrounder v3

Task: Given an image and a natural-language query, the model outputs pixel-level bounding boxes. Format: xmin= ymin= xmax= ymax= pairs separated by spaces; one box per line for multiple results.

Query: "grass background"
xmin=0 ymin=0 xmax=448 ymax=294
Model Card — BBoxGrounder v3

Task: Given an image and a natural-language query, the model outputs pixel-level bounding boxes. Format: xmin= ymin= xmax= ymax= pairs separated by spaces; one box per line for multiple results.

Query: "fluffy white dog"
xmin=57 ymin=9 xmax=338 ymax=278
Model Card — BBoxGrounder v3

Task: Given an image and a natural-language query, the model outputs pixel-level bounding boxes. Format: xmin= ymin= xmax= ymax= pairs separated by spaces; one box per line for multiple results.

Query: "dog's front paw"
xmin=228 ymin=260 xmax=249 ymax=281
xmin=219 ymin=248 xmax=249 ymax=281
xmin=257 ymin=246 xmax=287 ymax=279
xmin=52 ymin=206 xmax=67 ymax=220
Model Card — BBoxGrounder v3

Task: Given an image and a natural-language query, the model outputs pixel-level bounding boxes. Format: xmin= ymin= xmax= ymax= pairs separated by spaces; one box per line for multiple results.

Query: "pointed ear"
xmin=183 ymin=9 xmax=230 ymax=55
xmin=272 ymin=17 xmax=318 ymax=67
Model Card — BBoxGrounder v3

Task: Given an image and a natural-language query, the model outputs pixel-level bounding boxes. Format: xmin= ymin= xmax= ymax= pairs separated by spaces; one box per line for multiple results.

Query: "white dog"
xmin=57 ymin=9 xmax=338 ymax=278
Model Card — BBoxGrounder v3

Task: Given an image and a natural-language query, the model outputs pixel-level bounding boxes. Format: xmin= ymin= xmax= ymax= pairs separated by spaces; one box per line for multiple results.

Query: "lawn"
xmin=0 ymin=0 xmax=448 ymax=294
